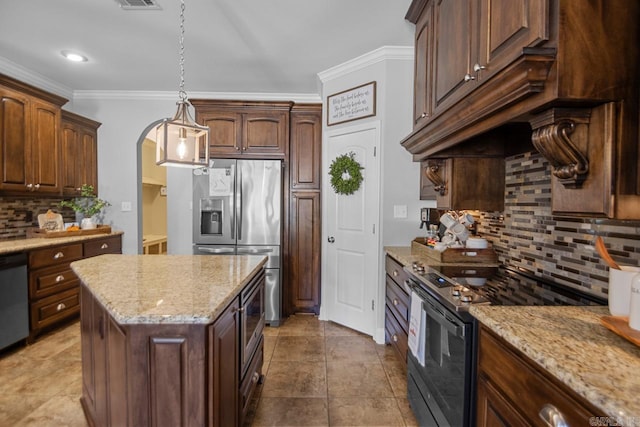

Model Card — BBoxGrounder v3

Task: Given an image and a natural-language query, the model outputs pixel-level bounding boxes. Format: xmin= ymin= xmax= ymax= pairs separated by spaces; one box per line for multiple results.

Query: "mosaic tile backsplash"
xmin=0 ymin=197 xmax=74 ymax=239
xmin=476 ymin=151 xmax=640 ymax=300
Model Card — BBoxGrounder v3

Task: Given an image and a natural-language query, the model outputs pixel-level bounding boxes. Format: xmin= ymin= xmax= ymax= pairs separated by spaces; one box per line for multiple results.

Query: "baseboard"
xmin=373 ymin=327 xmax=386 ymax=345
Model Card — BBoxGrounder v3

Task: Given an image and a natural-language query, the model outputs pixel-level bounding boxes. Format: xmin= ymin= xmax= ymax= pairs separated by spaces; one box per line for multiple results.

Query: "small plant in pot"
xmin=59 ymin=184 xmax=110 ymax=229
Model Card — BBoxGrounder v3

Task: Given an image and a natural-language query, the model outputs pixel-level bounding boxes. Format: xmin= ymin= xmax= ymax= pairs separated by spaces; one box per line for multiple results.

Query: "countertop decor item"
xmin=58 ymin=184 xmax=110 ymax=229
xmin=27 ymin=224 xmax=112 ymax=239
xmin=595 ymin=236 xmax=621 ymax=270
xmin=154 ymin=0 xmax=210 ymax=168
xmin=329 ymin=151 xmax=363 ymax=195
xmin=600 ymin=315 xmax=640 ymax=347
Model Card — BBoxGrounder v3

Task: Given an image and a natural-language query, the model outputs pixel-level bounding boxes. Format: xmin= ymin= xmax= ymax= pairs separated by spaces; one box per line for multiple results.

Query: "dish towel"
xmin=408 ymin=291 xmax=426 ymax=366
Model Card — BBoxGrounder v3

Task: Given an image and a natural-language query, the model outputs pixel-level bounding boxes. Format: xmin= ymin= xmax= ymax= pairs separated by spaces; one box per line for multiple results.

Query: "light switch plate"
xmin=121 ymin=201 xmax=132 ymax=212
xmin=393 ymin=205 xmax=408 ymax=218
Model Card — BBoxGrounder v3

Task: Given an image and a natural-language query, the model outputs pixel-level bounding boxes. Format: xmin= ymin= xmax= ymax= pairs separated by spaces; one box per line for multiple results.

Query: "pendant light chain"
xmin=178 ymin=0 xmax=187 ymax=103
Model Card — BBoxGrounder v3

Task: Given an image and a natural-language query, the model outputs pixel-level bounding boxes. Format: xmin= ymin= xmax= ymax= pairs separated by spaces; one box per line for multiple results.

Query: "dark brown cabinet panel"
xmin=476 ymin=325 xmax=600 ymax=426
xmin=192 ymin=100 xmax=292 ymax=158
xmin=290 ymin=105 xmax=322 ymax=190
xmin=0 ymin=76 xmax=66 ymax=195
xmin=413 ymin=2 xmax=434 ymax=128
xmin=289 ymin=191 xmax=321 ymax=314
xmin=61 ymin=110 xmax=100 ymax=195
xmin=384 ymin=255 xmax=410 ymax=365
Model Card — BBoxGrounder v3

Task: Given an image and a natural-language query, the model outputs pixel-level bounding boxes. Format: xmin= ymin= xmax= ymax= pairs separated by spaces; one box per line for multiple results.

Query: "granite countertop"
xmin=0 ymin=231 xmax=124 ymax=255
xmin=470 ymin=305 xmax=640 ymax=420
xmin=71 ymin=254 xmax=266 ymax=325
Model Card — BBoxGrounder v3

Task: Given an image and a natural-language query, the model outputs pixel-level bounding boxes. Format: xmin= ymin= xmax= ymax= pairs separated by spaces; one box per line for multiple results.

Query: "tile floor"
xmin=0 ymin=315 xmax=418 ymax=427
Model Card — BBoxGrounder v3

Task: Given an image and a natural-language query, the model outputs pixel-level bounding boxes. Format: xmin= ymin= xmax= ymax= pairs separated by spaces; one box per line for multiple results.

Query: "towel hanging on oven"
xmin=408 ymin=291 xmax=426 ymax=366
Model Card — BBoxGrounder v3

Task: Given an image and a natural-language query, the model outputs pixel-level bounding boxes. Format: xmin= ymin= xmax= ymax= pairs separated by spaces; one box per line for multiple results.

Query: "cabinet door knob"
xmin=34 ymin=183 xmax=40 ymax=190
xmin=252 ymin=372 xmax=260 ymax=383
xmin=473 ymin=63 xmax=486 ymax=72
xmin=464 ymin=73 xmax=476 ymax=82
xmin=393 ymin=270 xmax=398 ymax=277
xmin=56 ymin=303 xmax=67 ymax=311
xmin=392 ymin=334 xmax=398 ymax=342
xmin=538 ymin=404 xmax=568 ymax=427
xmin=393 ymin=299 xmax=399 ymax=306
xmin=55 ymin=275 xmax=65 ymax=282
xmin=234 ymin=146 xmax=240 ymax=151
xmin=101 ymin=243 xmax=109 ymax=249
xmin=53 ymin=252 xmax=64 ymax=259
xmin=26 ymin=183 xmax=33 ymax=190
xmin=420 ymin=112 xmax=428 ymax=118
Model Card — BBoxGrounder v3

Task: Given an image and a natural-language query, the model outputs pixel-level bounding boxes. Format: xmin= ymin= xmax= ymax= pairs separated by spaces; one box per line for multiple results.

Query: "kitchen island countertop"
xmin=471 ymin=305 xmax=640 ymax=420
xmin=71 ymin=254 xmax=266 ymax=324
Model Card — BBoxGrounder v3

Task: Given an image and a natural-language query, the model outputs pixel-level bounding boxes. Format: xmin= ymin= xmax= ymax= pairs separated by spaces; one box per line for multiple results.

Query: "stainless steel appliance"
xmin=0 ymin=253 xmax=29 ymax=350
xmin=193 ymin=159 xmax=282 ymax=325
xmin=404 ymin=263 xmax=606 ymax=426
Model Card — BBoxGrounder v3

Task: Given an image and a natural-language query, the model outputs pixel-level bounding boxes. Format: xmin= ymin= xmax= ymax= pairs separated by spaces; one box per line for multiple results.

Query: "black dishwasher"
xmin=0 ymin=253 xmax=29 ymax=350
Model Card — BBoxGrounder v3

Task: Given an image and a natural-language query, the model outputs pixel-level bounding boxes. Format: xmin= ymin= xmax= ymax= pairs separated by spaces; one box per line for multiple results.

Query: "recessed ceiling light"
xmin=61 ymin=50 xmax=88 ymax=62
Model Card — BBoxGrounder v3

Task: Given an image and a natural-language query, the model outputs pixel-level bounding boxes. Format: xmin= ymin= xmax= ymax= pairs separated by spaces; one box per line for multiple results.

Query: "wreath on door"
xmin=329 ymin=152 xmax=363 ymax=195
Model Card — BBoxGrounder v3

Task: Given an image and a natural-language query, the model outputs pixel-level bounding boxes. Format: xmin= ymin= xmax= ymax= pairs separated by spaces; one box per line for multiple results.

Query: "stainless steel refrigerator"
xmin=193 ymin=159 xmax=282 ymax=325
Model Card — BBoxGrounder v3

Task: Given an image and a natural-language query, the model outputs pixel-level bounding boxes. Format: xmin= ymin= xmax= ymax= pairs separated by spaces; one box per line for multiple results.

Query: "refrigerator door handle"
xmin=230 ymin=163 xmax=236 ymax=240
xmin=195 ymin=246 xmax=236 ymax=254
xmin=237 ymin=248 xmax=274 ymax=255
xmin=238 ymin=167 xmax=243 ymax=241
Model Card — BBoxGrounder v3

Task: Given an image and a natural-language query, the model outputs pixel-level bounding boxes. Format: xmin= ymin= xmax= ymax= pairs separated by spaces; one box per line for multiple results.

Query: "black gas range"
xmin=403 ymin=262 xmax=605 ymax=427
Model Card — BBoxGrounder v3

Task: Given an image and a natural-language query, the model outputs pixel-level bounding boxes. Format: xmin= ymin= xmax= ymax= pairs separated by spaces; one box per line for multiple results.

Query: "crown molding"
xmin=73 ymin=90 xmax=321 ymax=103
xmin=0 ymin=56 xmax=74 ymax=100
xmin=317 ymin=45 xmax=413 ymax=83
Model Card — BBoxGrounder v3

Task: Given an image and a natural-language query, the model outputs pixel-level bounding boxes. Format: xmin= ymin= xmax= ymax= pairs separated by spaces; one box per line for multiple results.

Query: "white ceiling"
xmin=0 ymin=0 xmax=415 ymax=95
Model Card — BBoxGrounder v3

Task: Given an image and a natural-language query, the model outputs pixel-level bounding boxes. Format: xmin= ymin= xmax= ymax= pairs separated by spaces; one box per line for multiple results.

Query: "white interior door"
xmin=322 ymin=121 xmax=380 ymax=336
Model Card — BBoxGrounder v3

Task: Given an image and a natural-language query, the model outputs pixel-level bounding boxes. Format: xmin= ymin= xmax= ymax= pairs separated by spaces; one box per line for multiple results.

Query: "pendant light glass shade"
xmin=155 ymin=100 xmax=209 ymax=168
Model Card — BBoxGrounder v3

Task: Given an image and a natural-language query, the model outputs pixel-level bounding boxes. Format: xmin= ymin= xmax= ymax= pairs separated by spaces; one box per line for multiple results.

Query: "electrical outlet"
xmin=121 ymin=201 xmax=132 ymax=212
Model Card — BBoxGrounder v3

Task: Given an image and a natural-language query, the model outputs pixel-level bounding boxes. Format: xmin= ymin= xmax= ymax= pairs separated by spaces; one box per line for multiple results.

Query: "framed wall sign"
xmin=326 ymin=81 xmax=376 ymax=126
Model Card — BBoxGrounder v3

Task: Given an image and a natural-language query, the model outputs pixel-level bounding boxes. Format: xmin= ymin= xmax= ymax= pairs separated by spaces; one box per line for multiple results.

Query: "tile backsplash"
xmin=0 ymin=197 xmax=74 ymax=239
xmin=476 ymin=151 xmax=640 ymax=299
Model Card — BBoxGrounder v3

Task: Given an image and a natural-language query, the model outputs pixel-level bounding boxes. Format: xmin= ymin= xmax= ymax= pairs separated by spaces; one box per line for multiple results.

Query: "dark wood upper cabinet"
xmin=61 ymin=110 xmax=100 ymax=195
xmin=192 ymin=100 xmax=292 ymax=159
xmin=0 ymin=75 xmax=67 ymax=195
xmin=404 ymin=0 xmax=640 ymax=218
xmin=290 ymin=104 xmax=322 ymax=190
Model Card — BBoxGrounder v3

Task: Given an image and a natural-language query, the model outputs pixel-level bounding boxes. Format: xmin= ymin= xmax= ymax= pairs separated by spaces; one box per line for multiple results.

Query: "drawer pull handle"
xmin=101 ymin=243 xmax=109 ymax=249
xmin=232 ymin=307 xmax=245 ymax=313
xmin=393 ymin=270 xmax=398 ymax=277
xmin=55 ymin=275 xmax=65 ymax=282
xmin=56 ymin=303 xmax=67 ymax=311
xmin=252 ymin=372 xmax=260 ymax=383
xmin=392 ymin=334 xmax=398 ymax=342
xmin=393 ymin=299 xmax=399 ymax=306
xmin=538 ymin=404 xmax=568 ymax=427
xmin=53 ymin=252 xmax=64 ymax=259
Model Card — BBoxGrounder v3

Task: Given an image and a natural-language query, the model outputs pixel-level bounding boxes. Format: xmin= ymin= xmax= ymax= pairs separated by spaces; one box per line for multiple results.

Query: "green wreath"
xmin=329 ymin=152 xmax=363 ymax=195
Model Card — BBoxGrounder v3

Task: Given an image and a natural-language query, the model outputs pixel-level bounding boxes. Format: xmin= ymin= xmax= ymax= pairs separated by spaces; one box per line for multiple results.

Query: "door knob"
xmin=328 ymin=236 xmax=335 ymax=243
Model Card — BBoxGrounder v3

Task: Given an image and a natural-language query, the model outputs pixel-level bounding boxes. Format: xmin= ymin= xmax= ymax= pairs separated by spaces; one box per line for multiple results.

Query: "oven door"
xmin=407 ymin=288 xmax=476 ymax=427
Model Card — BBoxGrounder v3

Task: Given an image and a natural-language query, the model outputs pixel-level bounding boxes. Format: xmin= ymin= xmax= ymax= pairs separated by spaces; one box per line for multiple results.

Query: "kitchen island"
xmin=71 ymin=254 xmax=267 ymax=427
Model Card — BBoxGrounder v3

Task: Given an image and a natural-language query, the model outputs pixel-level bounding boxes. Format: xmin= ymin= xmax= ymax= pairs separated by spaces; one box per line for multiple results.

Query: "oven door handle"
xmin=423 ymin=302 xmax=465 ymax=338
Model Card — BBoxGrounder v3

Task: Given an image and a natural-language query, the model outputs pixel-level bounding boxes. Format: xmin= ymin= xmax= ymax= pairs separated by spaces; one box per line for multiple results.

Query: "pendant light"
xmin=155 ymin=0 xmax=209 ymax=168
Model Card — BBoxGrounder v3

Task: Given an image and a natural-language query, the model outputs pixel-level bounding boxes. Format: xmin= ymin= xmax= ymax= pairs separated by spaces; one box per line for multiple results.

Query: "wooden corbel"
xmin=425 ymin=161 xmax=446 ymax=196
xmin=530 ymin=108 xmax=591 ymax=188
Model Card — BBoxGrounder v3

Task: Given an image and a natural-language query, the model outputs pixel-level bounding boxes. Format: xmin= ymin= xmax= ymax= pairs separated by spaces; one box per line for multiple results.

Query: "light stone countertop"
xmin=470 ymin=305 xmax=640 ymax=421
xmin=0 ymin=231 xmax=123 ymax=255
xmin=71 ymin=254 xmax=267 ymax=325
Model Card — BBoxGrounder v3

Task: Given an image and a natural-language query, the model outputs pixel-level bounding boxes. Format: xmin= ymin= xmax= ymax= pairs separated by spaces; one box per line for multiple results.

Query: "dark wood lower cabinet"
xmin=476 ymin=325 xmax=600 ymax=426
xmin=80 ymin=274 xmax=264 ymax=427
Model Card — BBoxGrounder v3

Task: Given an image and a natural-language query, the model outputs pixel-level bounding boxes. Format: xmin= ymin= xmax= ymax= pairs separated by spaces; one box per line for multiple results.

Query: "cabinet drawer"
xmin=385 ymin=255 xmax=411 ymax=289
xmin=385 ymin=275 xmax=410 ymax=331
xmin=30 ymin=287 xmax=80 ymax=330
xmin=478 ymin=326 xmax=598 ymax=425
xmin=240 ymin=335 xmax=263 ymax=425
xmin=84 ymin=236 xmax=122 ymax=258
xmin=385 ymin=306 xmax=408 ymax=364
xmin=29 ymin=263 xmax=79 ymax=299
xmin=29 ymin=243 xmax=83 ymax=269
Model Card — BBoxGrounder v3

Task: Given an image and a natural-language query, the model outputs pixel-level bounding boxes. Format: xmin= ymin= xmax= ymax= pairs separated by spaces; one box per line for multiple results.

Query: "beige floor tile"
xmin=381 ymin=353 xmax=408 ymax=398
xmin=261 ymin=360 xmax=327 ymax=398
xmin=326 ymin=360 xmax=394 ymax=398
xmin=325 ymin=335 xmax=379 ymax=362
xmin=396 ymin=398 xmax=419 ymax=427
xmin=271 ymin=336 xmax=325 ymax=362
xmin=13 ymin=395 xmax=88 ymax=427
xmin=324 ymin=321 xmax=364 ymax=337
xmin=328 ymin=397 xmax=405 ymax=427
xmin=262 ymin=335 xmax=277 ymax=373
xmin=263 ymin=325 xmax=280 ymax=337
xmin=252 ymin=397 xmax=329 ymax=426
xmin=277 ymin=315 xmax=325 ymax=337
xmin=0 ymin=394 xmax=52 ymax=426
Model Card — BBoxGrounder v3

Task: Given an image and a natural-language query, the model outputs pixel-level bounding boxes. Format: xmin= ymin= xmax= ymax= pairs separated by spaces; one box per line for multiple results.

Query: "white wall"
xmin=318 ymin=46 xmax=436 ymax=343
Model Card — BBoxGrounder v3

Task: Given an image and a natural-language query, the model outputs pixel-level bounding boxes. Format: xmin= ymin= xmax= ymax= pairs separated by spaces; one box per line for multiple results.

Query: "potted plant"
xmin=59 ymin=184 xmax=111 ymax=229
